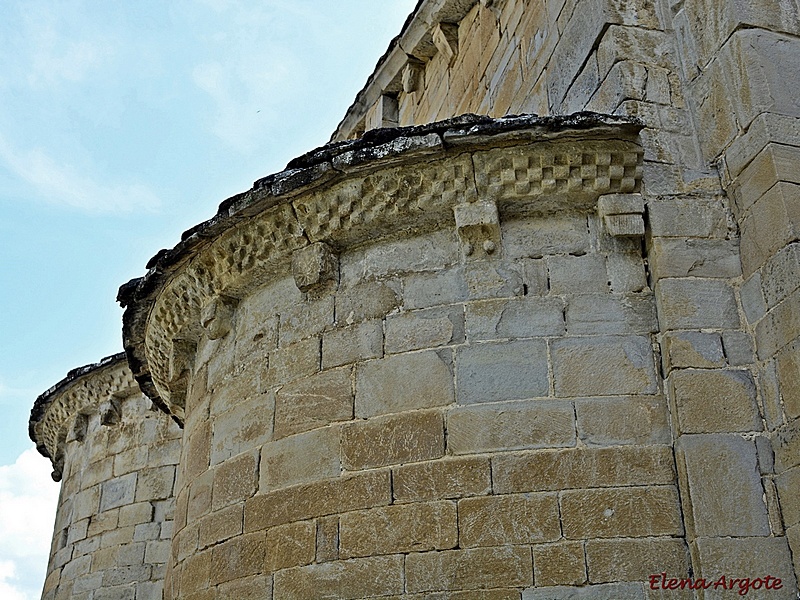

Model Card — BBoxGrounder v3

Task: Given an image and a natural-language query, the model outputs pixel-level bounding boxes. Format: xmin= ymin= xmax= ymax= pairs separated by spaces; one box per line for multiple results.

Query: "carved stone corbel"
xmin=598 ymin=193 xmax=645 ymax=237
xmin=292 ymin=242 xmax=339 ymax=294
xmin=200 ymin=295 xmax=238 ymax=340
xmin=454 ymin=200 xmax=502 ymax=261
xmin=402 ymin=57 xmax=425 ymax=93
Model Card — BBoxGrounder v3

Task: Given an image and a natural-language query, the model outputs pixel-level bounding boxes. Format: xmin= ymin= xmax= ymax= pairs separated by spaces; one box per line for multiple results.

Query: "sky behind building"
xmin=0 ymin=1 xmax=416 ymax=597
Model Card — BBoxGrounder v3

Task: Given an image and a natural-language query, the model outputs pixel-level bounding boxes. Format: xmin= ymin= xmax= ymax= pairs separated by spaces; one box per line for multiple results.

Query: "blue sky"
xmin=0 ymin=1 xmax=416 ymax=597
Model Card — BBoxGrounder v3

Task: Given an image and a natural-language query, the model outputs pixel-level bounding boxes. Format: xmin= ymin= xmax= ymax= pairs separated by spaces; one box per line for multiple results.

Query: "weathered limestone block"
xmin=264 ymin=520 xmax=315 ymax=571
xmin=274 ymin=367 xmax=353 ymax=439
xmin=260 ymin=426 xmax=341 ymax=491
xmin=533 ymin=542 xmax=587 ymax=587
xmin=492 ymin=445 xmax=676 ymax=493
xmin=761 ymin=242 xmax=800 ymax=311
xmin=321 ymin=319 xmax=383 ymax=369
xmin=662 ymin=331 xmax=726 ymax=372
xmin=671 ymin=368 xmax=761 ymax=433
xmin=585 ymin=538 xmax=689 ymax=582
xmin=566 ymin=294 xmax=657 ymax=335
xmin=198 ymin=504 xmax=243 ymax=549
xmin=334 ymin=281 xmax=400 ymax=325
xmin=776 ymin=341 xmax=800 ymax=419
xmin=466 ymin=297 xmax=565 ymax=340
xmin=502 ymin=215 xmax=591 ymax=258
xmin=355 ymin=350 xmax=454 ymax=418
xmin=677 ymin=434 xmax=770 ymax=537
xmin=458 ymin=493 xmax=561 ymax=547
xmin=274 ymin=555 xmax=404 ymax=599
xmin=341 ymin=410 xmax=445 ymax=470
xmin=339 ymin=501 xmax=458 ymax=558
xmin=210 ymin=532 xmax=266 ymax=585
xmin=647 ymin=197 xmax=728 ymax=239
xmin=523 ymin=582 xmax=647 ymax=599
xmin=740 ymin=182 xmax=800 ymax=276
xmin=654 ymin=278 xmax=740 ymax=330
xmin=211 ymin=451 xmax=257 ymax=510
xmin=392 ymin=456 xmax=492 ymax=503
xmin=649 ymin=238 xmax=742 ymax=279
xmin=210 ymin=392 xmax=275 ymax=465
xmin=729 ymin=143 xmax=800 ymax=220
xmin=551 ymin=335 xmax=658 ymax=396
xmin=755 ymin=287 xmax=800 ymax=360
xmin=405 ymin=546 xmax=533 ymax=593
xmin=456 ymin=339 xmax=549 ymax=404
xmin=575 ymin=396 xmax=670 ymax=446
xmin=547 ymin=254 xmax=608 ymax=295
xmin=447 ymin=400 xmax=576 ymax=454
xmin=385 ymin=307 xmax=464 ymax=353
xmin=244 ymin=470 xmax=391 ymax=532
xmin=561 ymin=486 xmax=684 ymax=539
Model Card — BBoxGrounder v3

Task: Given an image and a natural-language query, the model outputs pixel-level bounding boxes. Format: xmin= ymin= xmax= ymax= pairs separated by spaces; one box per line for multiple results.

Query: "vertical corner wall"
xmin=30 ymin=355 xmax=182 ymax=600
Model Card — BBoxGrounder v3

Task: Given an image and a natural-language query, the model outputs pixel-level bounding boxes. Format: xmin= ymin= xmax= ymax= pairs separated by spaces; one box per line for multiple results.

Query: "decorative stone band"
xmin=118 ymin=113 xmax=644 ymax=424
xmin=28 ymin=353 xmax=139 ymax=480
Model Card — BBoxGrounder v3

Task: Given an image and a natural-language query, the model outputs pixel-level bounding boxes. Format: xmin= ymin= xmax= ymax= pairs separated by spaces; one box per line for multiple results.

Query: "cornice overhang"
xmin=118 ymin=113 xmax=644 ymax=427
xmin=29 ymin=353 xmax=138 ymax=480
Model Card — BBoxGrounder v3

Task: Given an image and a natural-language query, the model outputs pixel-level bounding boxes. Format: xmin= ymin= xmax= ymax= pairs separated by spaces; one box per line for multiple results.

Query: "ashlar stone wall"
xmin=31 ymin=355 xmax=182 ymax=600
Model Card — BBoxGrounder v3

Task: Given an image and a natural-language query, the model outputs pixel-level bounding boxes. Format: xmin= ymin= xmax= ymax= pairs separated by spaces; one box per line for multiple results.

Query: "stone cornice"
xmin=29 ymin=353 xmax=138 ymax=479
xmin=118 ymin=113 xmax=644 ymax=425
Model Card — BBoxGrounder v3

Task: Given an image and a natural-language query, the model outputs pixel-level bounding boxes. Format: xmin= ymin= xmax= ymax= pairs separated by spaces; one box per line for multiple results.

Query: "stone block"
xmin=404 ymin=268 xmax=468 ymax=310
xmin=756 ymin=288 xmax=800 ymax=360
xmin=596 ymin=26 xmax=674 ymax=80
xmin=761 ymin=241 xmax=800 ymax=310
xmin=551 ymin=335 xmax=658 ymax=397
xmin=279 ymin=295 xmax=334 ymax=346
xmin=522 ymin=583 xmax=646 ymax=600
xmin=463 ymin=261 xmax=525 ymax=300
xmin=198 ymin=504 xmax=243 ymax=549
xmin=561 ymin=486 xmax=683 ymax=539
xmin=466 ymin=297 xmax=565 ymax=340
xmin=548 ymin=254 xmax=608 ymax=295
xmin=322 ymin=319 xmax=383 ymax=369
xmin=447 ymin=400 xmax=575 ymax=454
xmin=721 ymin=331 xmax=755 ymax=365
xmin=210 ymin=391 xmax=275 ymax=465
xmin=245 ymin=470 xmax=390 ymax=531
xmin=268 ymin=336 xmax=320 ymax=385
xmin=677 ymin=434 xmax=770 ymax=537
xmin=654 ymin=278 xmax=740 ymax=330
xmin=649 ymin=238 xmax=742 ymax=280
xmin=355 ymin=350 xmax=454 ymax=418
xmin=335 ymin=281 xmax=400 ymax=325
xmin=260 ymin=426 xmax=341 ymax=491
xmin=503 ymin=215 xmax=591 ymax=259
xmin=533 ymin=541 xmax=586 ymax=587
xmin=662 ymin=331 xmax=725 ymax=372
xmin=385 ymin=306 xmax=465 ymax=353
xmin=118 ymin=502 xmax=153 ymax=528
xmin=730 ymin=144 xmax=800 ymax=219
xmin=339 ymin=501 xmax=457 ymax=558
xmin=575 ymin=396 xmax=670 ymax=446
xmin=493 ymin=445 xmax=675 ymax=493
xmin=671 ymin=369 xmax=761 ymax=433
xmin=693 ymin=537 xmax=797 ymax=597
xmin=274 ymin=367 xmax=352 ymax=439
xmin=566 ymin=294 xmax=657 ymax=335
xmin=264 ymin=520 xmax=315 ymax=571
xmin=187 ymin=470 xmax=213 ymax=523
xmin=741 ymin=182 xmax=800 ymax=277
xmin=724 ymin=113 xmax=800 ymax=181
xmin=273 ymin=555 xmax=404 ymax=599
xmin=135 ymin=466 xmax=175 ymax=503
xmin=341 ymin=410 xmax=444 ymax=470
xmin=520 ymin=258 xmax=549 ymax=295
xmin=212 ymin=451 xmax=258 ymax=510
xmin=100 ymin=474 xmax=137 ymax=512
xmin=607 ymin=252 xmax=648 ymax=293
xmin=144 ymin=539 xmax=170 ymax=564
xmin=774 ymin=420 xmax=800 ymax=472
xmin=184 ymin=421 xmax=211 ymax=481
xmin=291 ymin=242 xmax=338 ymax=294
xmin=456 ymin=339 xmax=549 ymax=404
xmin=406 ymin=545 xmax=533 ymax=592
xmin=458 ymin=493 xmax=560 ymax=547
xmin=216 ymin=575 xmax=273 ymax=600
xmin=210 ymin=532 xmax=266 ymax=585
xmin=314 ymin=515 xmax=339 ymax=564
xmin=586 ymin=538 xmax=689 ymax=582
xmin=776 ymin=465 xmax=800 ymax=527
xmin=392 ymin=456 xmax=492 ymax=503
xmin=647 ymin=197 xmax=728 ymax=238
xmin=586 ymin=61 xmax=647 ymax=114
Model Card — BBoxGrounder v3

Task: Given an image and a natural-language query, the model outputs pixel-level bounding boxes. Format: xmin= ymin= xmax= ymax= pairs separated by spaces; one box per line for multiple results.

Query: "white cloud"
xmin=0 ymin=133 xmax=161 ymax=214
xmin=0 ymin=448 xmax=60 ymax=600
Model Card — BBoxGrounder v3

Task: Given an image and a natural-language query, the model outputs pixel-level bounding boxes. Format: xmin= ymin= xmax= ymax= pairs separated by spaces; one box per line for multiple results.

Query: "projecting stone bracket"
xmin=433 ymin=22 xmax=459 ymax=66
xmin=292 ymin=242 xmax=339 ymax=294
xmin=201 ymin=295 xmax=239 ymax=340
xmin=402 ymin=56 xmax=425 ymax=93
xmin=598 ymin=193 xmax=645 ymax=237
xmin=454 ymin=200 xmax=502 ymax=261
